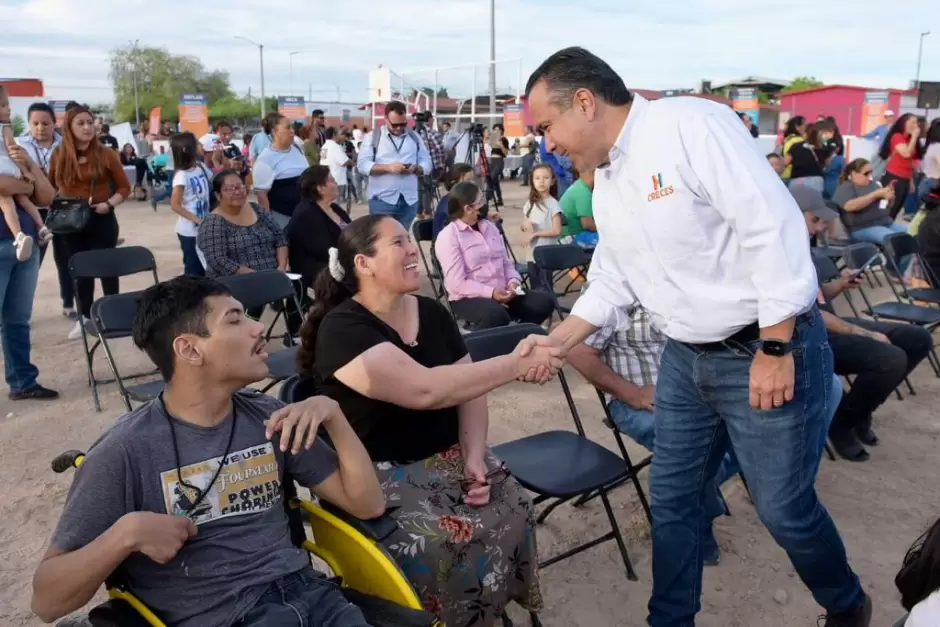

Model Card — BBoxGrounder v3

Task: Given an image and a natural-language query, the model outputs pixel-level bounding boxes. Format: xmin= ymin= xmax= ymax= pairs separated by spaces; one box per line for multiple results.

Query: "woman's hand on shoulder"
xmin=265 ymin=396 xmax=346 ymax=454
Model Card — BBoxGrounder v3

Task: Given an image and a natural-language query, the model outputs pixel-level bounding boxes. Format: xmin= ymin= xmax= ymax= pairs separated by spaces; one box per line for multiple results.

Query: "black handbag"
xmin=45 ymin=175 xmax=96 ymax=235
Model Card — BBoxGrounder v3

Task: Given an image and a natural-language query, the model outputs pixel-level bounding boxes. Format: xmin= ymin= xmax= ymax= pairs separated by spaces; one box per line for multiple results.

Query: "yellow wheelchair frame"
xmin=54 ymin=452 xmax=442 ymax=627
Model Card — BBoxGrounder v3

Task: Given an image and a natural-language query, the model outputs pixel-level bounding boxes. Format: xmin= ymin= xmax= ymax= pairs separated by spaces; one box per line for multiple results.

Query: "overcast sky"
xmin=4 ymin=0 xmax=940 ymax=105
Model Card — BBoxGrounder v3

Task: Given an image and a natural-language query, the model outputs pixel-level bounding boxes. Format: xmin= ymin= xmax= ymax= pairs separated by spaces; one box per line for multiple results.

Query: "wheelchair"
xmin=49 ymin=450 xmax=443 ymax=627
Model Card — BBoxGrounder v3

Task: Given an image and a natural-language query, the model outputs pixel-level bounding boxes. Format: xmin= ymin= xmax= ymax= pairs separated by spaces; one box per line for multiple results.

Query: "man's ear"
xmin=173 ymin=335 xmax=204 ymax=368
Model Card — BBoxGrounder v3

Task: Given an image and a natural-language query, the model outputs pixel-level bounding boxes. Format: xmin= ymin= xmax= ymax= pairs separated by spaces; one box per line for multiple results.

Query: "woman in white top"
xmin=253 ymin=113 xmax=309 ymax=229
xmin=895 ymin=516 xmax=940 ymax=626
xmin=320 ymin=127 xmax=353 ymax=203
xmin=521 ymin=163 xmax=563 ymax=291
xmin=916 ymin=121 xmax=940 ymax=205
xmin=169 ymin=132 xmax=211 ymax=276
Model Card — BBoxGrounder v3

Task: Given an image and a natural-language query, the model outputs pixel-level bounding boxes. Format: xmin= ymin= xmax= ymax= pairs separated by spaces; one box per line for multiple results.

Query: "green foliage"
xmin=782 ymin=76 xmax=824 ymax=93
xmin=207 ymin=96 xmax=278 ymax=124
xmin=109 ymin=45 xmax=234 ymax=124
xmin=11 ymin=115 xmax=25 ymax=137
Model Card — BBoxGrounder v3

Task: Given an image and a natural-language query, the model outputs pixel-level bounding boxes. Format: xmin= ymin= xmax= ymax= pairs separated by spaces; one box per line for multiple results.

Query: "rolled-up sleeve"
xmin=435 ymin=225 xmax=494 ymax=300
xmin=687 ymin=111 xmax=818 ymax=328
xmin=571 ymin=247 xmax=638 ymax=330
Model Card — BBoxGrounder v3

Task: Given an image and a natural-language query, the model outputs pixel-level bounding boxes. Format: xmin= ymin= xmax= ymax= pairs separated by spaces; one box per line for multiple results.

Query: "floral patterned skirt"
xmin=375 ymin=445 xmax=543 ymax=627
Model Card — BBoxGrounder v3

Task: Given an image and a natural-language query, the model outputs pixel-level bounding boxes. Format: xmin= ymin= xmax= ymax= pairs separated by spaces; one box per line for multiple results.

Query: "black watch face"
xmin=760 ymin=340 xmax=789 ymax=357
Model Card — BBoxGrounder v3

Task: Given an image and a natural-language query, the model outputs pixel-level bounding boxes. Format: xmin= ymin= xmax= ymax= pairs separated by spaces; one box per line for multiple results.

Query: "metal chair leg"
xmin=600 ymin=490 xmax=638 ymax=581
xmin=825 ymin=442 xmax=837 ymax=461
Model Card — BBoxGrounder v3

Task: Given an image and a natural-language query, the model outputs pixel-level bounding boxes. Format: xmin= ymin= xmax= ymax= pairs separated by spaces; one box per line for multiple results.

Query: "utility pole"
xmin=488 ymin=0 xmax=496 ymax=120
xmin=916 ymin=31 xmax=931 ymax=97
xmin=129 ymin=39 xmax=140 ymax=128
xmin=289 ymin=51 xmax=302 ymax=96
xmin=236 ymin=36 xmax=267 ymax=118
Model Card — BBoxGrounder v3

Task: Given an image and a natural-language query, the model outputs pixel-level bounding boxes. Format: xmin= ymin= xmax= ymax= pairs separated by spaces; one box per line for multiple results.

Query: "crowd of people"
xmin=2 ymin=49 xmax=940 ymax=627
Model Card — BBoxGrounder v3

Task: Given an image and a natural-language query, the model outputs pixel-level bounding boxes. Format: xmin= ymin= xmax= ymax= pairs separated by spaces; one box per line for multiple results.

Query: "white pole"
xmin=130 ymin=39 xmax=140 ymax=128
xmin=516 ymin=59 xmax=521 ymax=104
xmin=488 ymin=0 xmax=496 ymax=118
xmin=916 ymin=31 xmax=931 ymax=98
xmin=259 ymin=45 xmax=266 ymax=118
xmin=433 ymin=69 xmax=439 ymax=120
xmin=471 ymin=65 xmax=477 ymax=123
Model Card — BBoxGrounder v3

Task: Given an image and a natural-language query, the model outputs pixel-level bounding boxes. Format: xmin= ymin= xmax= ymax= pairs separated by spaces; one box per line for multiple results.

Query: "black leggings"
xmin=881 ymin=173 xmax=911 ymax=220
xmin=488 ymin=157 xmax=504 ymax=206
xmin=450 ymin=292 xmax=554 ymax=330
xmin=61 ymin=211 xmax=120 ymax=318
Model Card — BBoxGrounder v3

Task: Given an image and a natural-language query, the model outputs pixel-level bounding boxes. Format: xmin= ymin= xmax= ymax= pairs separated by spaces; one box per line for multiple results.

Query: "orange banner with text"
xmin=178 ymin=93 xmax=208 ymax=138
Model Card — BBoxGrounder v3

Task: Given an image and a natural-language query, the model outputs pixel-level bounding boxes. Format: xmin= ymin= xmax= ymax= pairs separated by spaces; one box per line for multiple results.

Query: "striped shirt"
xmin=584 ymin=305 xmax=666 ymax=403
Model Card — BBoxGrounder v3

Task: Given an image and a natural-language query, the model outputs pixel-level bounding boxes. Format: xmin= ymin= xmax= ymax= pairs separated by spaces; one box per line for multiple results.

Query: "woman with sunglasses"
xmin=832 ymin=158 xmax=906 ymax=249
xmin=296 ymin=214 xmax=545 ymax=626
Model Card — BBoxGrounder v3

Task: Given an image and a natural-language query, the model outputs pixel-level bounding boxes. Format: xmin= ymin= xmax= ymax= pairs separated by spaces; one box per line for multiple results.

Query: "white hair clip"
xmin=328 ymin=247 xmax=345 ymax=282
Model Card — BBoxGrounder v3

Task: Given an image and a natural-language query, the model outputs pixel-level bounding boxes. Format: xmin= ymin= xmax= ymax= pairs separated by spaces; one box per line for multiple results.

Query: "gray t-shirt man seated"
xmin=31 ymin=276 xmax=386 ymax=627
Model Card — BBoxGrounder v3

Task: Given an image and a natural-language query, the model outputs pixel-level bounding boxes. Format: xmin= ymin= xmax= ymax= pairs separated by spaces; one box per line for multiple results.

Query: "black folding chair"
xmin=841 ymin=243 xmax=940 ymax=377
xmin=91 ymin=291 xmax=165 ymax=412
xmin=494 ymin=219 xmax=529 ymax=285
xmin=412 ymin=219 xmax=445 ymax=301
xmin=218 ymin=271 xmax=303 ymax=393
xmin=882 ymin=232 xmax=940 ymax=306
xmin=532 ymin=244 xmax=592 ymax=321
xmin=69 ymin=246 xmax=160 ymax=411
xmin=569 ymin=389 xmax=653 ymax=519
xmin=466 ymin=324 xmax=641 ymax=581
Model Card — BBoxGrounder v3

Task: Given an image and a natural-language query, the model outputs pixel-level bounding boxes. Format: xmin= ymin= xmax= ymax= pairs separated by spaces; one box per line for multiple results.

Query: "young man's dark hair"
xmin=311 ymin=109 xmax=324 ymax=118
xmin=213 ymin=120 xmax=232 ymax=132
xmin=100 ymin=123 xmax=110 ymax=134
xmin=524 ymin=46 xmax=632 ymax=108
xmin=384 ymin=100 xmax=407 ymax=116
xmin=64 ymin=100 xmax=81 ymax=112
xmin=133 ymin=276 xmax=232 ymax=380
xmin=28 ymin=102 xmax=55 ymax=119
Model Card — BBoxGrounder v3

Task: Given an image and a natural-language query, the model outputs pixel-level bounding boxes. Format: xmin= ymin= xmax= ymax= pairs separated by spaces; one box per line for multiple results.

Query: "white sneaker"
xmin=67 ymin=319 xmax=83 ymax=340
xmin=13 ymin=232 xmax=33 ymax=262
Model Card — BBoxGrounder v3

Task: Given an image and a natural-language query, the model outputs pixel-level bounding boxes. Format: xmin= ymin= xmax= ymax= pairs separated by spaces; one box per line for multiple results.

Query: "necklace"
xmin=159 ymin=394 xmax=237 ymax=518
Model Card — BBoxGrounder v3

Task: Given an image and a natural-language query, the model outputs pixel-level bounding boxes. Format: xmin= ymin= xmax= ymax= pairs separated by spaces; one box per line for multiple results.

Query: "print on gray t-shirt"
xmin=51 ymin=391 xmax=339 ymax=627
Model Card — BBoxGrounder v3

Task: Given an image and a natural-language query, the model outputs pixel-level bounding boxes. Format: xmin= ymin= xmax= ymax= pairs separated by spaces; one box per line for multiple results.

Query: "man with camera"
xmin=413 ymin=111 xmax=446 ymax=218
xmin=357 ymin=101 xmax=432 ymax=228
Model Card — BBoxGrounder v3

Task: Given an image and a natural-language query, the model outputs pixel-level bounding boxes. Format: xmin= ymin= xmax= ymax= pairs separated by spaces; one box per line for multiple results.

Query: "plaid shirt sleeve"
xmin=425 ymin=130 xmax=446 ymax=172
xmin=583 ymin=322 xmax=615 ymax=351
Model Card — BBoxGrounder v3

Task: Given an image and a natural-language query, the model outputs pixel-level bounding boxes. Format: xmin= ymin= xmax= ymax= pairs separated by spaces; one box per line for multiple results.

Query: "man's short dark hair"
xmin=766 ymin=153 xmax=782 ymax=161
xmin=311 ymin=109 xmax=325 ymax=117
xmin=324 ymin=126 xmax=337 ymax=140
xmin=214 ymin=120 xmax=233 ymax=132
xmin=133 ymin=276 xmax=233 ymax=382
xmin=525 ymin=46 xmax=632 ymax=109
xmin=65 ymin=101 xmax=81 ymax=111
xmin=385 ymin=101 xmax=407 ymax=117
xmin=100 ymin=123 xmax=110 ymax=133
xmin=28 ymin=102 xmax=55 ymax=120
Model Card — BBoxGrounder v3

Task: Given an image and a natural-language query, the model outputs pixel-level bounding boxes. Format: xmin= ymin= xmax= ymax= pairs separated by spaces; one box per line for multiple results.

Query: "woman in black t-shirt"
xmin=296 ymin=215 xmax=545 ymax=626
xmin=787 ymin=122 xmax=833 ymax=193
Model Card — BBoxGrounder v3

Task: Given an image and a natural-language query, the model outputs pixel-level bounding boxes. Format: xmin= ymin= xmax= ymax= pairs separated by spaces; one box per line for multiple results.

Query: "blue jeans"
xmin=850 ymin=222 xmax=910 ymax=273
xmin=916 ymin=176 xmax=938 ymax=206
xmin=151 ymin=169 xmax=174 ymax=204
xmin=234 ymin=568 xmax=369 ymax=627
xmin=647 ymin=307 xmax=863 ymax=626
xmin=368 ymin=195 xmax=418 ymax=230
xmin=177 ymin=234 xmax=205 ymax=276
xmin=0 ymin=241 xmax=40 ymax=392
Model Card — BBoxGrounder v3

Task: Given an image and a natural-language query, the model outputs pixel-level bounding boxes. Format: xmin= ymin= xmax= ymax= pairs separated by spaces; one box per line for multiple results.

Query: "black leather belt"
xmin=684 ymin=321 xmax=761 ymax=353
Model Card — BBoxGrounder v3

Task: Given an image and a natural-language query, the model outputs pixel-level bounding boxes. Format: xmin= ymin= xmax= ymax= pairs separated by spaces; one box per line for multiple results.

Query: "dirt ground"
xmin=0 ymin=181 xmax=936 ymax=627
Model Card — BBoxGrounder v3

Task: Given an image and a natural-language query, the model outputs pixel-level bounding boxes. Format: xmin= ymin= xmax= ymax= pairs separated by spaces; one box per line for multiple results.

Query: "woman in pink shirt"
xmin=435 ymin=181 xmax=553 ymax=329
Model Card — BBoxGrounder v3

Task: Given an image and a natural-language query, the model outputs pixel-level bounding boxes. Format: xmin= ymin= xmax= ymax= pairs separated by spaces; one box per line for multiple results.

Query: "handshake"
xmin=513 ymin=334 xmax=567 ymax=383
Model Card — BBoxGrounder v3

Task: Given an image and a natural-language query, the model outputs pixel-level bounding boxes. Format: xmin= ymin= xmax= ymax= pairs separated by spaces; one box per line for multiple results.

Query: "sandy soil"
xmin=0 ymin=182 xmax=936 ymax=627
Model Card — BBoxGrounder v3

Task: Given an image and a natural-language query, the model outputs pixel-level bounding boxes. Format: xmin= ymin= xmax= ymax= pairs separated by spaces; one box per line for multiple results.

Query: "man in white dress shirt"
xmin=521 ymin=47 xmax=870 ymax=627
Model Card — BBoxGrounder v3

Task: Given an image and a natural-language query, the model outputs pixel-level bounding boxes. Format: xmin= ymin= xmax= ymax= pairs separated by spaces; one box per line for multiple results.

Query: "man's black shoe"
xmin=820 ymin=594 xmax=872 ymax=627
xmin=829 ymin=426 xmax=870 ymax=462
xmin=856 ymin=426 xmax=879 ymax=446
xmin=9 ymin=384 xmax=60 ymax=401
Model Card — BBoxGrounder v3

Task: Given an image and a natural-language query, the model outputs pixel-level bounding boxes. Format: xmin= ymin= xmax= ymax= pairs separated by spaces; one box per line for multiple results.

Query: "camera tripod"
xmin=413 ymin=119 xmax=443 ymax=215
xmin=461 ymin=127 xmax=499 ymax=211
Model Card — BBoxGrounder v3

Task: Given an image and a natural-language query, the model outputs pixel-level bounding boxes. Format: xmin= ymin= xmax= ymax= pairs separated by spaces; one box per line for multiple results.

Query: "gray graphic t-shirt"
xmin=51 ymin=391 xmax=339 ymax=627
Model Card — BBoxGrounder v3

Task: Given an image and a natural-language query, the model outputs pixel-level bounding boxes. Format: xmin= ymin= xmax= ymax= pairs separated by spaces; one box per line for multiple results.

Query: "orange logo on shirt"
xmin=648 ymin=172 xmax=675 ymax=202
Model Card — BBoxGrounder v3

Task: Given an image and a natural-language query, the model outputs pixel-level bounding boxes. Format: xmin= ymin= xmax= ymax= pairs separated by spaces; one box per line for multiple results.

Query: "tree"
xmin=208 ymin=95 xmax=277 ymax=125
xmin=417 ymin=86 xmax=450 ymax=98
xmin=782 ymin=76 xmax=824 ymax=93
xmin=109 ymin=45 xmax=234 ymax=124
xmin=11 ymin=115 xmax=25 ymax=137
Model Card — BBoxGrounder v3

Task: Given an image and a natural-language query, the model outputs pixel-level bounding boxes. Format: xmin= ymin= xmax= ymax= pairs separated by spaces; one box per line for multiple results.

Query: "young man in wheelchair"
xmin=32 ymin=276 xmax=386 ymax=627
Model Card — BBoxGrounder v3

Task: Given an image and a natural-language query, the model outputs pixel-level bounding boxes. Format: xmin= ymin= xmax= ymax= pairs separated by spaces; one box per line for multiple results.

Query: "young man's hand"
xmin=265 ymin=396 xmax=346 ymax=454
xmin=119 ymin=512 xmax=196 ymax=564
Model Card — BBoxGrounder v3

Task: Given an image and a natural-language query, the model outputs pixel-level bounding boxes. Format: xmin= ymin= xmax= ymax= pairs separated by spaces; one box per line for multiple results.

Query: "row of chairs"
xmin=69 ymin=246 xmax=303 ymax=411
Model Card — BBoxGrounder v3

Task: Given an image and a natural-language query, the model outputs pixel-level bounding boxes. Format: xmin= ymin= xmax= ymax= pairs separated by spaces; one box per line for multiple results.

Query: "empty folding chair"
xmin=570 ymin=389 xmax=653 ymax=520
xmin=411 ymin=219 xmax=445 ymax=300
xmin=532 ymin=244 xmax=592 ymax=321
xmin=465 ymin=324 xmax=641 ymax=581
xmin=69 ymin=246 xmax=160 ymax=411
xmin=217 ymin=271 xmax=303 ymax=393
xmin=91 ymin=291 xmax=165 ymax=411
xmin=841 ymin=243 xmax=940 ymax=376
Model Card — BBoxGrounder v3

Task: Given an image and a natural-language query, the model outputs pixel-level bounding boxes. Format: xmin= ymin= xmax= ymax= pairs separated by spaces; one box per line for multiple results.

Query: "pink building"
xmin=778 ymin=85 xmax=914 ymax=135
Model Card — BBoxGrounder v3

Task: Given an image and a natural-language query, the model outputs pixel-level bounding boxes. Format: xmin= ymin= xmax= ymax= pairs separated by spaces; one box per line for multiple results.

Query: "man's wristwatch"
xmin=758 ymin=339 xmax=792 ymax=357
xmin=105 ymin=201 xmax=114 ymax=211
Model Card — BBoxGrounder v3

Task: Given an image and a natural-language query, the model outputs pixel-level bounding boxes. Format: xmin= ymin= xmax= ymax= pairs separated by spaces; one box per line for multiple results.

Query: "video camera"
xmin=413 ymin=111 xmax=431 ymax=124
xmin=468 ymin=123 xmax=485 ymax=137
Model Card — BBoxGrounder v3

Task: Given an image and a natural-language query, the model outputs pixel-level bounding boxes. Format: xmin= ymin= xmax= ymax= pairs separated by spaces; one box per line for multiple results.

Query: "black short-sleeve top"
xmin=314 ymin=295 xmax=468 ymax=463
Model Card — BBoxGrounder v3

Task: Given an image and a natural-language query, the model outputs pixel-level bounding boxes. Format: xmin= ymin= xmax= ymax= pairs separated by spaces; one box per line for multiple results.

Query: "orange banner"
xmin=149 ymin=107 xmax=161 ymax=136
xmin=503 ymin=104 xmax=525 ymax=137
xmin=278 ymin=96 xmax=306 ymax=122
xmin=178 ymin=93 xmax=208 ymax=138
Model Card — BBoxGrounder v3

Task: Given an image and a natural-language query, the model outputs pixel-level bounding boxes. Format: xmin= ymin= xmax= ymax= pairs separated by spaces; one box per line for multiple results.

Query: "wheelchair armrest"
xmin=317 ymin=500 xmax=400 ymax=542
xmin=77 ymin=598 xmax=157 ymax=627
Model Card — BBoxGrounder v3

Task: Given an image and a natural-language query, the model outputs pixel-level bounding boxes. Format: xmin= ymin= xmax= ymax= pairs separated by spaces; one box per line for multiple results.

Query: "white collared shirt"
xmin=571 ymin=94 xmax=817 ymax=343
